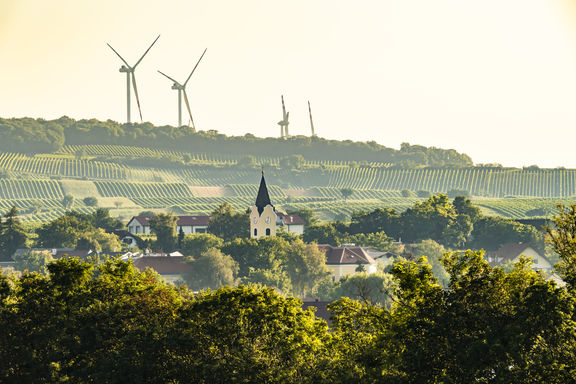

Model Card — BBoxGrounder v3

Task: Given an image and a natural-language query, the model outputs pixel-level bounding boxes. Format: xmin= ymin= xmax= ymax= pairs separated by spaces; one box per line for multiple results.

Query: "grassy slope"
xmin=0 ymin=144 xmax=572 ymax=222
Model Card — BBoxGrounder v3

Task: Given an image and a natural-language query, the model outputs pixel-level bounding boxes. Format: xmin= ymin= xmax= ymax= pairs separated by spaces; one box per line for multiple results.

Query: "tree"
xmin=149 ymin=213 xmax=178 ymax=252
xmin=335 ymin=271 xmax=395 ymax=306
xmin=340 ymin=188 xmax=354 ymax=201
xmin=287 ymin=208 xmax=318 ymax=226
xmin=285 ymin=239 xmax=331 ymax=297
xmin=222 ymin=236 xmax=288 ymax=277
xmin=13 ymin=250 xmax=53 ymax=273
xmin=36 ymin=214 xmax=93 ymax=248
xmin=243 ymin=267 xmax=293 ymax=294
xmin=469 ymin=216 xmax=543 ymax=252
xmin=303 ymin=223 xmax=342 ymax=245
xmin=184 ymin=248 xmax=239 ymax=290
xmin=401 ymin=189 xmax=414 ymax=197
xmin=279 ymin=154 xmax=305 ymax=170
xmin=546 ymin=204 xmax=576 ymax=288
xmin=180 ymin=233 xmax=224 ymax=257
xmin=411 ymin=239 xmax=449 ymax=286
xmin=62 ymin=194 xmax=74 ymax=209
xmin=350 ymin=208 xmax=401 ymax=239
xmin=0 ymin=206 xmax=27 ymax=261
xmin=208 ymin=203 xmax=249 ymax=241
xmin=75 ymin=228 xmax=122 ymax=252
xmin=83 ymin=197 xmax=98 ymax=207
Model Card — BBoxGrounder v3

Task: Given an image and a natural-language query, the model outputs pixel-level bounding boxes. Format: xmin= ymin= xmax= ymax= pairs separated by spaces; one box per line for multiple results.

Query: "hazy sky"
xmin=2 ymin=0 xmax=576 ymax=168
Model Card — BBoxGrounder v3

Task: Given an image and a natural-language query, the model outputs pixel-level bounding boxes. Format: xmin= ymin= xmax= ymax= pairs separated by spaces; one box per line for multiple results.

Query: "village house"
xmin=129 ymin=253 xmax=192 ymax=284
xmin=127 ymin=215 xmax=210 ymax=235
xmin=318 ymin=244 xmax=378 ymax=281
xmin=484 ymin=243 xmax=554 ymax=273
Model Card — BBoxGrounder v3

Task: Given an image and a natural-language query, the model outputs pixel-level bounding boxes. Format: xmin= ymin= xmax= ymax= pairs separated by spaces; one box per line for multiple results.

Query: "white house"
xmin=127 ymin=215 xmax=210 ymax=235
xmin=318 ymin=244 xmax=378 ymax=281
xmin=276 ymin=212 xmax=305 ymax=235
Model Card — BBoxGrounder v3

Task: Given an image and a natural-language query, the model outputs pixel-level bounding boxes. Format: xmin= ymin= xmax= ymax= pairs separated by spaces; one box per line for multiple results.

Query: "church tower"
xmin=250 ymin=171 xmax=277 ymax=238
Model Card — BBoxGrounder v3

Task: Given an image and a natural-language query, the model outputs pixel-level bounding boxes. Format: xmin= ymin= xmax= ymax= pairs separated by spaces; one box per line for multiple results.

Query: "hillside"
xmin=0 ymin=117 xmax=572 ymax=222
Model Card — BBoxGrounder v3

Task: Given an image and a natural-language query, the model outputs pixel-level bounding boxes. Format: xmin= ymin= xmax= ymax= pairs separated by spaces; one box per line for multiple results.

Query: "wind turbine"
xmin=158 ymin=48 xmax=207 ymax=130
xmin=277 ymin=95 xmax=290 ymax=138
xmin=308 ymin=100 xmax=316 ymax=137
xmin=107 ymin=35 xmax=160 ymax=123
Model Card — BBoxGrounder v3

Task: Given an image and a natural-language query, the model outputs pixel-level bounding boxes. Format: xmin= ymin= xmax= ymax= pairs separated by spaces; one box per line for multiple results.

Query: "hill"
xmin=0 ymin=117 xmax=571 ymax=222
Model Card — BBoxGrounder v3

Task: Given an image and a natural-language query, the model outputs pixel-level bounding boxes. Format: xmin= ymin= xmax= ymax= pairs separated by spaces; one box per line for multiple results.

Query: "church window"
xmin=266 ymin=228 xmax=271 ymax=236
xmin=254 ymin=228 xmax=258 ymax=236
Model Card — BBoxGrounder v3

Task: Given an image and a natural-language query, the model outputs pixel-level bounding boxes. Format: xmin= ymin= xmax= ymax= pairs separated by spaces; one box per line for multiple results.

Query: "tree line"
xmin=2 ymin=203 xmax=576 ymax=383
xmin=0 ymin=116 xmax=473 ymax=167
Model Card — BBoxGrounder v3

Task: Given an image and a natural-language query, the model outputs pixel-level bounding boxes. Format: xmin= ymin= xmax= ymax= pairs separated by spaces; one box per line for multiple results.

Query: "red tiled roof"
xmin=130 ymin=215 xmax=210 ymax=227
xmin=133 ymin=256 xmax=193 ymax=275
xmin=317 ymin=244 xmax=376 ymax=265
xmin=277 ymin=212 xmax=306 ymax=226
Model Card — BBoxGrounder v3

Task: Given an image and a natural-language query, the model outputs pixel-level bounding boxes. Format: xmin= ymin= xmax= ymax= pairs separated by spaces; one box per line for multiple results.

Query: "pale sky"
xmin=2 ymin=0 xmax=576 ymax=168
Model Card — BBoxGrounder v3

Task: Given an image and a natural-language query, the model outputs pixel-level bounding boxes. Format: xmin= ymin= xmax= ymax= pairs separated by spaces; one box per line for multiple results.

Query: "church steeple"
xmin=255 ymin=170 xmax=273 ymax=215
xmin=250 ymin=170 xmax=277 ymax=239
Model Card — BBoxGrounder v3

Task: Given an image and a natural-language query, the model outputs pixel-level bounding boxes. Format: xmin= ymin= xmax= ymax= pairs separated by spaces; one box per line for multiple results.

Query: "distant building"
xmin=318 ymin=244 xmax=378 ymax=281
xmin=127 ymin=215 xmax=210 ymax=235
xmin=276 ymin=212 xmax=305 ymax=235
xmin=484 ymin=243 xmax=554 ymax=274
xmin=250 ymin=171 xmax=277 ymax=239
xmin=131 ymin=253 xmax=192 ymax=284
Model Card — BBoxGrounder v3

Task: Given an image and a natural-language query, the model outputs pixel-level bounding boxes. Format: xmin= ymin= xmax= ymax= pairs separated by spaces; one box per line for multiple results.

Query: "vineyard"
xmin=0 ymin=144 xmax=574 ymax=222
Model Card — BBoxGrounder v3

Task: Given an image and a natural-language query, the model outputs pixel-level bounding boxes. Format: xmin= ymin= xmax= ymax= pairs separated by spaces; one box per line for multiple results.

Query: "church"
xmin=249 ymin=171 xmax=305 ymax=238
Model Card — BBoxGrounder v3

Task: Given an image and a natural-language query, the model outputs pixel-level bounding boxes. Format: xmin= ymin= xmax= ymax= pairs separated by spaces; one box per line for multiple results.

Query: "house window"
xmin=135 ymin=226 xmax=140 ymax=234
xmin=195 ymin=228 xmax=207 ymax=234
xmin=129 ymin=226 xmax=133 ymax=233
xmin=266 ymin=228 xmax=271 ymax=236
xmin=254 ymin=228 xmax=258 ymax=236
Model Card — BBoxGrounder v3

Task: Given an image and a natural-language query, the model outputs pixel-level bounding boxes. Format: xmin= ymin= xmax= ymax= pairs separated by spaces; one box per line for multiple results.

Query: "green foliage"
xmin=285 ymin=239 xmax=331 ymax=297
xmin=243 ymin=267 xmax=293 ymax=294
xmin=546 ymin=204 xmax=576 ymax=288
xmin=470 ymin=215 xmax=544 ymax=252
xmin=401 ymin=189 xmax=414 ymax=197
xmin=62 ymin=194 xmax=74 ymax=209
xmin=13 ymin=250 xmax=54 ymax=273
xmin=184 ymin=248 xmax=239 ymax=290
xmin=35 ymin=210 xmax=122 ymax=251
xmin=149 ymin=213 xmax=178 ymax=252
xmin=340 ymin=188 xmax=354 ymax=201
xmin=335 ymin=271 xmax=395 ymax=306
xmin=0 ymin=206 xmax=27 ymax=261
xmin=180 ymin=233 xmax=224 ymax=257
xmin=82 ymin=196 xmax=98 ymax=206
xmin=207 ymin=202 xmax=249 ymax=241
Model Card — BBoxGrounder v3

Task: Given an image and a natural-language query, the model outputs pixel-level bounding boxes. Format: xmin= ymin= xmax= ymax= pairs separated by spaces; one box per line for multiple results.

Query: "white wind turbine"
xmin=277 ymin=95 xmax=290 ymax=138
xmin=158 ymin=48 xmax=207 ymax=130
xmin=107 ymin=35 xmax=160 ymax=123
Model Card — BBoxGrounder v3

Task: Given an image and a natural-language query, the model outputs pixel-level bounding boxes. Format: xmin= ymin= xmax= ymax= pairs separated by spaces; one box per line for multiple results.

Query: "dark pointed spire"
xmin=255 ymin=170 xmax=273 ymax=215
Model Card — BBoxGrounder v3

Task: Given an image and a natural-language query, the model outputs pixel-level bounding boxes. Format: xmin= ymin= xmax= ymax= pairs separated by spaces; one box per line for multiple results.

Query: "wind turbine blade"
xmin=157 ymin=70 xmax=180 ymax=85
xmin=184 ymin=48 xmax=207 ymax=86
xmin=308 ymin=101 xmax=315 ymax=136
xmin=107 ymin=43 xmax=130 ymax=67
xmin=131 ymin=72 xmax=143 ymax=122
xmin=281 ymin=95 xmax=287 ymax=120
xmin=183 ymin=90 xmax=195 ymax=131
xmin=133 ymin=34 xmax=161 ymax=68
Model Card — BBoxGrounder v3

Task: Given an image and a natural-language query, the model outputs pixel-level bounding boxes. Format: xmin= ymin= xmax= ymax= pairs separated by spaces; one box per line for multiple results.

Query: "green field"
xmin=0 ymin=145 xmax=574 ymax=222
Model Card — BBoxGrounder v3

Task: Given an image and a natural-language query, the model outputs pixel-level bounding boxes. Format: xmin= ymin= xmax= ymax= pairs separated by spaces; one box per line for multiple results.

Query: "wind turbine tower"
xmin=277 ymin=95 xmax=290 ymax=138
xmin=158 ymin=48 xmax=207 ymax=130
xmin=308 ymin=100 xmax=316 ymax=137
xmin=107 ymin=35 xmax=160 ymax=123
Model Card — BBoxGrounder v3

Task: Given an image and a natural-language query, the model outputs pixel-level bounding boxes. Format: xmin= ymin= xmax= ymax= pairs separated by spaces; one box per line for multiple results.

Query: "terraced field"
xmin=0 ymin=145 xmax=574 ymax=222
